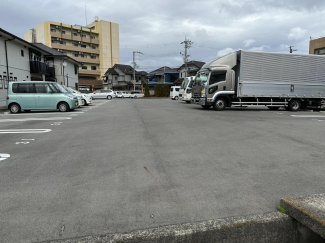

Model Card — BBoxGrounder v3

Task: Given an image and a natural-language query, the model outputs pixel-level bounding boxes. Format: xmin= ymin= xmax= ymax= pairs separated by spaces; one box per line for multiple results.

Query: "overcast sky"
xmin=1 ymin=0 xmax=325 ymax=72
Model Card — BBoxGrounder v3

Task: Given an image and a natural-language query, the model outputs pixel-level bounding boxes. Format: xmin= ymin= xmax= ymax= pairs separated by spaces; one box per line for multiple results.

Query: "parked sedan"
xmin=91 ymin=89 xmax=115 ymax=100
xmin=67 ymin=87 xmax=92 ymax=105
xmin=130 ymin=91 xmax=143 ymax=98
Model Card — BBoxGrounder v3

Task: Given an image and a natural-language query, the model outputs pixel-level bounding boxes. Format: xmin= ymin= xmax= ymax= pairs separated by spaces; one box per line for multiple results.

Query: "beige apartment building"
xmin=24 ymin=18 xmax=120 ymax=89
xmin=309 ymin=36 xmax=325 ymax=55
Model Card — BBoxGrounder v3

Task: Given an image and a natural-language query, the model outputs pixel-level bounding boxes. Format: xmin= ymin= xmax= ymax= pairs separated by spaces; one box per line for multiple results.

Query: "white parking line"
xmin=0 ymin=154 xmax=10 ymax=161
xmin=1 ymin=112 xmax=84 ymax=116
xmin=0 ymin=129 xmax=51 ymax=133
xmin=291 ymin=115 xmax=325 ymax=118
xmin=0 ymin=117 xmax=72 ymax=122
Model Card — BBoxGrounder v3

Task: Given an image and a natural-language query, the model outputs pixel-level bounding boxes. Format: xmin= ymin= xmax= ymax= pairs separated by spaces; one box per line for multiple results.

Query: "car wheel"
xmin=107 ymin=95 xmax=112 ymax=100
xmin=58 ymin=102 xmax=70 ymax=112
xmin=213 ymin=98 xmax=226 ymax=111
xmin=175 ymin=96 xmax=179 ymax=100
xmin=82 ymin=99 xmax=87 ymax=106
xmin=288 ymin=99 xmax=301 ymax=112
xmin=134 ymin=96 xmax=138 ymax=99
xmin=9 ymin=103 xmax=21 ymax=114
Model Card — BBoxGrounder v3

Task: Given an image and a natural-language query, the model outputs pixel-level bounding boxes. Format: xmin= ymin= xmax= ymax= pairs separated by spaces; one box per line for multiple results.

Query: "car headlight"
xmin=201 ymin=89 xmax=206 ymax=94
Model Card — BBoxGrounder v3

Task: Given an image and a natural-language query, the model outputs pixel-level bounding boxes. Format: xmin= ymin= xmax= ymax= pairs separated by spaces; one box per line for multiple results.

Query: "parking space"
xmin=1 ymin=99 xmax=325 ymax=243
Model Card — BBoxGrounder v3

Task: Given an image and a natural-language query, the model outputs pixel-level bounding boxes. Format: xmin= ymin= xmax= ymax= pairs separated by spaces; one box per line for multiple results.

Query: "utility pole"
xmin=181 ymin=37 xmax=193 ymax=77
xmin=133 ymin=51 xmax=143 ymax=91
xmin=290 ymin=46 xmax=297 ymax=53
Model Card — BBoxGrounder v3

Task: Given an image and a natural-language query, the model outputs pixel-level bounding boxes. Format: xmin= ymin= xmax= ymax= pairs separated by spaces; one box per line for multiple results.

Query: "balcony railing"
xmin=30 ymin=61 xmax=50 ymax=75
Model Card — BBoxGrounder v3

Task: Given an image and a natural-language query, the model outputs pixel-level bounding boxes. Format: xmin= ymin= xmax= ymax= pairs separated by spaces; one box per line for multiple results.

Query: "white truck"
xmin=179 ymin=78 xmax=189 ymax=100
xmin=170 ymin=86 xmax=181 ymax=100
xmin=182 ymin=76 xmax=196 ymax=103
xmin=191 ymin=50 xmax=325 ymax=111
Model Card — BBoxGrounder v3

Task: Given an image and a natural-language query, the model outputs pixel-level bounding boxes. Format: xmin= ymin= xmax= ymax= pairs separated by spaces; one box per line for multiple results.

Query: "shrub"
xmin=144 ymin=83 xmax=150 ymax=97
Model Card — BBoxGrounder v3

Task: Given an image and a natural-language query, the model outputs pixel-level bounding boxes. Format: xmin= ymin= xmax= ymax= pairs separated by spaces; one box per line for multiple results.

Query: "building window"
xmin=91 ymin=66 xmax=97 ymax=70
xmin=82 ymin=66 xmax=87 ymax=69
xmin=51 ymin=40 xmax=57 ymax=44
xmin=74 ymin=65 xmax=78 ymax=74
xmin=59 ymin=41 xmax=66 ymax=45
xmin=72 ymin=43 xmax=78 ymax=46
xmin=51 ymin=29 xmax=56 ymax=32
xmin=91 ymin=36 xmax=96 ymax=39
xmin=91 ymin=46 xmax=96 ymax=49
xmin=81 ymin=44 xmax=86 ymax=48
xmin=74 ymin=54 xmax=79 ymax=57
xmin=82 ymin=34 xmax=86 ymax=38
xmin=81 ymin=54 xmax=87 ymax=58
xmin=14 ymin=77 xmax=17 ymax=81
xmin=61 ymin=30 xmax=66 ymax=34
xmin=21 ymin=50 xmax=24 ymax=57
xmin=91 ymin=56 xmax=96 ymax=59
xmin=115 ymin=77 xmax=117 ymax=80
xmin=73 ymin=33 xmax=78 ymax=36
xmin=315 ymin=48 xmax=325 ymax=55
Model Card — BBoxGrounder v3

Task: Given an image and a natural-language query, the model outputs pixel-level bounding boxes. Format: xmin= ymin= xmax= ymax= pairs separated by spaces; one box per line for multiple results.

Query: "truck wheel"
xmin=268 ymin=106 xmax=280 ymax=110
xmin=213 ymin=98 xmax=226 ymax=111
xmin=288 ymin=99 xmax=301 ymax=112
xmin=186 ymin=101 xmax=190 ymax=103
xmin=175 ymin=96 xmax=179 ymax=100
xmin=201 ymin=105 xmax=211 ymax=109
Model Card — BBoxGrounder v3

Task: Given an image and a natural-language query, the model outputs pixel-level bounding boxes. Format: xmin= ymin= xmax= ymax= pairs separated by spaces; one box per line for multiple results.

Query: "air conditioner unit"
xmin=57 ymin=38 xmax=60 ymax=40
xmin=79 ymin=52 xmax=82 ymax=54
xmin=90 ymin=43 xmax=92 ymax=46
xmin=78 ymin=30 xmax=81 ymax=32
xmin=57 ymin=49 xmax=60 ymax=51
xmin=78 ymin=41 xmax=81 ymax=44
xmin=56 ymin=26 xmax=59 ymax=28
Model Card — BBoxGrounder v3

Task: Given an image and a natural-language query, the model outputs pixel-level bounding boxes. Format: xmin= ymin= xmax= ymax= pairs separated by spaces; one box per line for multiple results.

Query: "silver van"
xmin=6 ymin=81 xmax=78 ymax=113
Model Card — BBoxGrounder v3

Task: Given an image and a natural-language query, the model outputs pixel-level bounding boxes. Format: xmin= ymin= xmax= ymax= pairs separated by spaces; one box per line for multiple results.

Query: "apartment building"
xmin=24 ymin=17 xmax=120 ymax=90
xmin=310 ymin=36 xmax=325 ymax=55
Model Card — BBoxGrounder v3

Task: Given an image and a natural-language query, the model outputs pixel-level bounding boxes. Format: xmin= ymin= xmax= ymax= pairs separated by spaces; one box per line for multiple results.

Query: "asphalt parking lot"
xmin=1 ymin=99 xmax=325 ymax=242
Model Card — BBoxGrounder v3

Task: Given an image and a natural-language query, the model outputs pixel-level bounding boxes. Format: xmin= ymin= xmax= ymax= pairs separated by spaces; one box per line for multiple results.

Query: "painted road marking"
xmin=0 ymin=154 xmax=10 ymax=161
xmin=0 ymin=117 xmax=72 ymax=122
xmin=291 ymin=115 xmax=325 ymax=118
xmin=21 ymin=139 xmax=35 ymax=141
xmin=1 ymin=112 xmax=84 ymax=116
xmin=0 ymin=129 xmax=51 ymax=134
xmin=51 ymin=122 xmax=63 ymax=126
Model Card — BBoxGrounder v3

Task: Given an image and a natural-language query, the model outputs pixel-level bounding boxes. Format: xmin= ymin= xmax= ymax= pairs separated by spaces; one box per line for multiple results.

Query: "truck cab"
xmin=191 ymin=52 xmax=237 ymax=110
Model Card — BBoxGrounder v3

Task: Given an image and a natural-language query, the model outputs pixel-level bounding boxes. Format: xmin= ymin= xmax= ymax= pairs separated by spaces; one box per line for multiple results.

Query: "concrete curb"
xmin=281 ymin=194 xmax=325 ymax=239
xmin=41 ymin=212 xmax=297 ymax=243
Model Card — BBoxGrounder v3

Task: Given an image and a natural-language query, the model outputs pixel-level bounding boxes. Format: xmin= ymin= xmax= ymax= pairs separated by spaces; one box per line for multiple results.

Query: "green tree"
xmin=144 ymin=83 xmax=150 ymax=97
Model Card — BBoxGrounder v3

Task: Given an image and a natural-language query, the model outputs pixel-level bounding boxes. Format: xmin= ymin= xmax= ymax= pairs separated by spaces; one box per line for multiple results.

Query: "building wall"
xmin=179 ymin=64 xmax=198 ymax=78
xmin=54 ymin=57 xmax=79 ymax=89
xmin=0 ymin=36 xmax=31 ymax=106
xmin=310 ymin=37 xmax=325 ymax=55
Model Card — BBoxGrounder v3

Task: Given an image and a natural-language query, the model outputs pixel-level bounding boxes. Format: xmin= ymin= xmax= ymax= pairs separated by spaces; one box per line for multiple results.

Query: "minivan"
xmin=170 ymin=86 xmax=181 ymax=100
xmin=6 ymin=81 xmax=78 ymax=113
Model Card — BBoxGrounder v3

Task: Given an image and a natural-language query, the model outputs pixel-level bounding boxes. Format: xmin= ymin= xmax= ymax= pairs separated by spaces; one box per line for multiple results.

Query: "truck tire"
xmin=288 ymin=99 xmax=301 ymax=112
xmin=213 ymin=98 xmax=226 ymax=111
xmin=201 ymin=105 xmax=211 ymax=109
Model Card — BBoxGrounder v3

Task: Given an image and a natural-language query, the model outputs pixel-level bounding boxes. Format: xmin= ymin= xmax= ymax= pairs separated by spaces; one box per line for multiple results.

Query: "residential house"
xmin=32 ymin=43 xmax=81 ymax=89
xmin=0 ymin=28 xmax=52 ymax=106
xmin=146 ymin=66 xmax=179 ymax=94
xmin=178 ymin=60 xmax=205 ymax=78
xmin=104 ymin=64 xmax=147 ymax=91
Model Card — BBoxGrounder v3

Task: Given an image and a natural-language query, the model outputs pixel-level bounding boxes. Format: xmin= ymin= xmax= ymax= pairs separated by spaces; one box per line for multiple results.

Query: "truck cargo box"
xmin=238 ymin=51 xmax=325 ymax=98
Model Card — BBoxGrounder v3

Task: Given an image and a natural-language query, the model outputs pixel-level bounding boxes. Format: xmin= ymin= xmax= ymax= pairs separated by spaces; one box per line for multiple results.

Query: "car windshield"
xmin=49 ymin=83 xmax=69 ymax=93
xmin=187 ymin=80 xmax=194 ymax=89
xmin=68 ymin=87 xmax=80 ymax=94
xmin=194 ymin=70 xmax=210 ymax=85
xmin=60 ymin=85 xmax=73 ymax=93
xmin=181 ymin=79 xmax=189 ymax=89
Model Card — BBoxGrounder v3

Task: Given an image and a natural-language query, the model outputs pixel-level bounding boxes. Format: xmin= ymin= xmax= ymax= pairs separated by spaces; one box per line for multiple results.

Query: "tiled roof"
xmin=177 ymin=60 xmax=205 ymax=71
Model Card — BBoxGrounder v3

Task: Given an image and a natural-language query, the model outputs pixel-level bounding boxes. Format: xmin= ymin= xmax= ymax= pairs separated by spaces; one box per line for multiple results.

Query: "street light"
xmin=62 ymin=60 xmax=67 ymax=85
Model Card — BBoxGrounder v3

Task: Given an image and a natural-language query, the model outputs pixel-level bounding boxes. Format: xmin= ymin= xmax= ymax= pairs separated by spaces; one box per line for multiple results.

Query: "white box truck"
xmin=191 ymin=50 xmax=325 ymax=111
xmin=182 ymin=76 xmax=196 ymax=103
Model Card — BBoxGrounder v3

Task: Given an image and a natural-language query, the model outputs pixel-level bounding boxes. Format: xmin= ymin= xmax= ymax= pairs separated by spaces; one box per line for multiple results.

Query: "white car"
xmin=61 ymin=85 xmax=83 ymax=107
xmin=91 ymin=89 xmax=116 ymax=100
xmin=170 ymin=86 xmax=181 ymax=100
xmin=130 ymin=91 xmax=143 ymax=98
xmin=67 ymin=87 xmax=92 ymax=106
